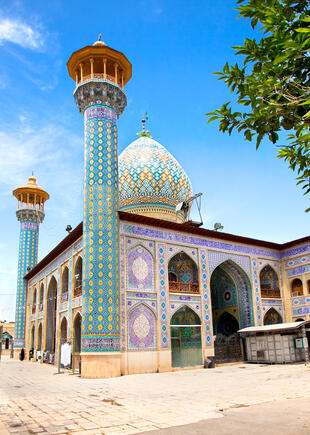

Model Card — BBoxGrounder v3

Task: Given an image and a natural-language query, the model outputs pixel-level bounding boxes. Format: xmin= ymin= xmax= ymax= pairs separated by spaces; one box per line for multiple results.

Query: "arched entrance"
xmin=72 ymin=313 xmax=81 ymax=373
xmin=217 ymin=312 xmax=239 ymax=336
xmin=210 ymin=260 xmax=253 ymax=363
xmin=170 ymin=306 xmax=202 ymax=368
xmin=264 ymin=308 xmax=282 ymax=325
xmin=45 ymin=276 xmax=57 ymax=355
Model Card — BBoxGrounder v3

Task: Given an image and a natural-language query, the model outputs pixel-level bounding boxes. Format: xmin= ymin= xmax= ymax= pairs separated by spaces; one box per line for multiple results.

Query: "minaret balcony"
xmin=169 ymin=281 xmax=199 ymax=294
xmin=76 ymin=73 xmax=123 ymax=89
xmin=261 ymin=289 xmax=281 ymax=299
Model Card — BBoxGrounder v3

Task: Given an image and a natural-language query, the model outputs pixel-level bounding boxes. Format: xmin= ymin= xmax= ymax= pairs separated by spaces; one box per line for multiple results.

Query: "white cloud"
xmin=0 ymin=18 xmax=44 ymax=50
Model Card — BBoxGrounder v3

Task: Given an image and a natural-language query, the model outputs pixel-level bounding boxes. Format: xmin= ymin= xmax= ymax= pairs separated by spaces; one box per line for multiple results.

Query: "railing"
xmin=78 ymin=73 xmax=123 ymax=89
xmin=74 ymin=285 xmax=82 ymax=298
xmin=261 ymin=289 xmax=281 ymax=299
xmin=61 ymin=292 xmax=68 ymax=303
xmin=169 ymin=281 xmax=199 ymax=294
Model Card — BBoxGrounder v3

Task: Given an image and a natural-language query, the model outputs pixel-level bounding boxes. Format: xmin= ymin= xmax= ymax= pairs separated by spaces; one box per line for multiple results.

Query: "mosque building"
xmin=13 ymin=38 xmax=310 ymax=378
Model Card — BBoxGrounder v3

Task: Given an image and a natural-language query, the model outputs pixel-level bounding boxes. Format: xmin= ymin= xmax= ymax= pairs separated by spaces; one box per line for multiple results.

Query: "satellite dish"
xmin=176 ymin=202 xmax=184 ymax=212
xmin=175 ymin=193 xmax=203 ymax=226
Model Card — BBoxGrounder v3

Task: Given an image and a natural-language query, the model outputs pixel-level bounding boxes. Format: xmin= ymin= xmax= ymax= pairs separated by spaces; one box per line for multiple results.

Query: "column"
xmin=73 ymin=64 xmax=127 ymax=378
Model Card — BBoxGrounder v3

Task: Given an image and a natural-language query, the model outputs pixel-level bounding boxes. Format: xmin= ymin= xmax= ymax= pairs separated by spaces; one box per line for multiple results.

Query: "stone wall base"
xmin=80 ymin=353 xmax=121 ymax=378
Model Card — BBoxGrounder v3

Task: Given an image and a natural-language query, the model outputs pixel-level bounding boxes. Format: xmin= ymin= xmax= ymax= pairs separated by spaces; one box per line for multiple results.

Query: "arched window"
xmin=73 ymin=313 xmax=81 ymax=353
xmin=45 ymin=276 xmax=57 ymax=353
xmin=37 ymin=323 xmax=42 ymax=351
xmin=168 ymin=252 xmax=199 ymax=294
xmin=30 ymin=325 xmax=35 ymax=349
xmin=260 ymin=265 xmax=280 ymax=298
xmin=60 ymin=317 xmax=67 ymax=344
xmin=32 ymin=288 xmax=37 ymax=314
xmin=307 ymin=280 xmax=310 ymax=295
xmin=170 ymin=306 xmax=202 ymax=368
xmin=291 ymin=278 xmax=303 ymax=297
xmin=61 ymin=267 xmax=69 ymax=302
xmin=39 ymin=284 xmax=44 ymax=311
xmin=74 ymin=257 xmax=82 ymax=298
xmin=263 ymin=308 xmax=282 ymax=325
xmin=72 ymin=313 xmax=82 ymax=373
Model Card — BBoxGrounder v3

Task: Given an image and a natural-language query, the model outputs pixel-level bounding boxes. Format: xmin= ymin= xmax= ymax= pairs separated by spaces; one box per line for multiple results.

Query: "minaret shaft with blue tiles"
xmin=13 ymin=176 xmax=49 ymax=351
xmin=67 ymin=36 xmax=131 ymax=375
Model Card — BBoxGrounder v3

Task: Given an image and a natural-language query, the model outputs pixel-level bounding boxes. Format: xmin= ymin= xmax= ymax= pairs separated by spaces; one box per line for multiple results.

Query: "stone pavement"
xmin=1 ymin=358 xmax=310 ymax=434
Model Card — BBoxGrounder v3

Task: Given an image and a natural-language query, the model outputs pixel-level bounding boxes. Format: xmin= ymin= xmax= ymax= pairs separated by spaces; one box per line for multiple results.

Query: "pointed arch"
xmin=30 ymin=324 xmax=35 ymax=349
xmin=127 ymin=245 xmax=154 ymax=292
xmin=260 ymin=264 xmax=280 ymax=298
xmin=74 ymin=256 xmax=83 ymax=297
xmin=210 ymin=259 xmax=254 ymax=331
xmin=37 ymin=323 xmax=43 ymax=351
xmin=263 ymin=308 xmax=282 ymax=325
xmin=291 ymin=278 xmax=303 ymax=296
xmin=61 ymin=266 xmax=69 ymax=302
xmin=45 ymin=275 xmax=57 ymax=352
xmin=73 ymin=312 xmax=81 ymax=353
xmin=128 ymin=303 xmax=157 ymax=350
xmin=168 ymin=251 xmax=199 ymax=294
xmin=39 ymin=283 xmax=44 ymax=311
xmin=60 ymin=317 xmax=68 ymax=344
xmin=217 ymin=312 xmax=239 ymax=336
xmin=32 ymin=288 xmax=37 ymax=314
xmin=170 ymin=305 xmax=202 ymax=368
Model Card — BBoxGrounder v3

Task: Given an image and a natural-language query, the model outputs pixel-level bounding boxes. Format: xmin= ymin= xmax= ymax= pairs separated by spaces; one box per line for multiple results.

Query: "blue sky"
xmin=0 ymin=0 xmax=308 ymax=321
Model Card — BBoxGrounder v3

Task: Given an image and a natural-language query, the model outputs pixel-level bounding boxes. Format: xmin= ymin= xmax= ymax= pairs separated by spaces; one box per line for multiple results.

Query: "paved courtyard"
xmin=1 ymin=358 xmax=310 ymax=434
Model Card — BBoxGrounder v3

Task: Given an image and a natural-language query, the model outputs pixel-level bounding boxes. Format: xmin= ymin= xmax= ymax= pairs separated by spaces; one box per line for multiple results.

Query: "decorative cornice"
xmin=73 ymin=80 xmax=127 ymax=115
xmin=16 ymin=209 xmax=45 ymax=224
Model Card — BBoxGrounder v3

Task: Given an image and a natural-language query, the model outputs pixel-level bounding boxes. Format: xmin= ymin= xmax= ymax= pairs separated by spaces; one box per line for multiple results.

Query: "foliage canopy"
xmin=207 ymin=0 xmax=310 ymax=208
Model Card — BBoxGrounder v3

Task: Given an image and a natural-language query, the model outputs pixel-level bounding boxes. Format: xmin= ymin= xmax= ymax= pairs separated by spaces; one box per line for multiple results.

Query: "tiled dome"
xmin=119 ymin=136 xmax=192 ymax=222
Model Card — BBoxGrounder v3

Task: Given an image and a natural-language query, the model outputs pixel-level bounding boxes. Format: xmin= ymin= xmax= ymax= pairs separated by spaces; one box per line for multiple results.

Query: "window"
xmin=168 ymin=252 xmax=199 ymax=294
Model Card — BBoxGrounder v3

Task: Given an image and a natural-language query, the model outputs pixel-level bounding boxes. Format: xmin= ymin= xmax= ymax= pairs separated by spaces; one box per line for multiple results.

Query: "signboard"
xmin=295 ymin=337 xmax=305 ymax=349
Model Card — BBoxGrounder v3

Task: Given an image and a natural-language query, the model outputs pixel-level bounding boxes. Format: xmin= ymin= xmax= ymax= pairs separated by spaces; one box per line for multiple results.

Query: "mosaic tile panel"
xmin=169 ymin=301 xmax=201 ymax=317
xmin=199 ymin=249 xmax=213 ymax=347
xmin=121 ymin=223 xmax=280 ymax=259
xmin=15 ymin=220 xmax=39 ymax=348
xmin=127 ymin=299 xmax=157 ymax=312
xmin=128 ymin=304 xmax=156 ymax=351
xmin=287 ymin=265 xmax=310 ymax=277
xmin=126 ymin=238 xmax=155 ymax=255
xmin=286 ymin=255 xmax=310 ymax=269
xmin=81 ymin=104 xmax=120 ymax=352
xmin=120 ymin=236 xmax=126 ymax=352
xmin=292 ymin=306 xmax=310 ymax=316
xmin=251 ymin=258 xmax=263 ymax=326
xmin=157 ymin=243 xmax=169 ymax=349
xmin=262 ymin=302 xmax=283 ymax=321
xmin=208 ymin=251 xmax=251 ymax=277
xmin=127 ymin=245 xmax=154 ymax=291
xmin=291 ymin=296 xmax=310 ymax=307
xmin=281 ymin=244 xmax=310 ymax=259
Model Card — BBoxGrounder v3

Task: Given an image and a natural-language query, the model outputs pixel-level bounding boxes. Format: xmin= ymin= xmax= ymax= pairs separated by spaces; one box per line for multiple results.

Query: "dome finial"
xmin=93 ymin=34 xmax=106 ymax=46
xmin=136 ymin=112 xmax=151 ymax=137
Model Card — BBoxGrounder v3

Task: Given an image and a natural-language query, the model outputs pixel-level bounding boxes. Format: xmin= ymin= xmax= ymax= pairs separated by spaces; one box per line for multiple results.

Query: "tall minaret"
xmin=13 ymin=175 xmax=49 ymax=356
xmin=67 ymin=36 xmax=131 ymax=377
